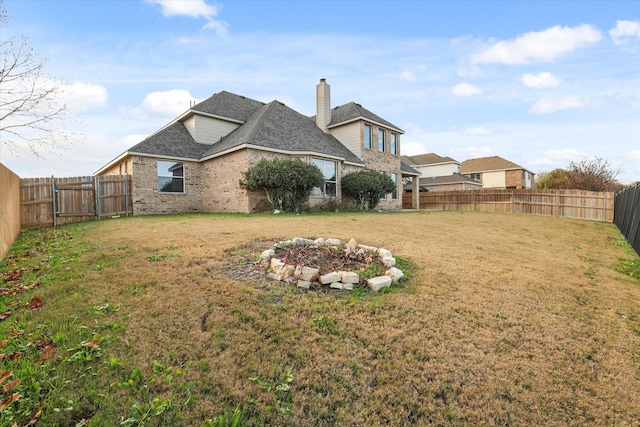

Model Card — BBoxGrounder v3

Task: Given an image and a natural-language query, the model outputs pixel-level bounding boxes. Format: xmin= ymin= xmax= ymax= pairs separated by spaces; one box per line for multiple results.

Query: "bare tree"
xmin=566 ymin=157 xmax=623 ymax=192
xmin=0 ymin=4 xmax=79 ymax=157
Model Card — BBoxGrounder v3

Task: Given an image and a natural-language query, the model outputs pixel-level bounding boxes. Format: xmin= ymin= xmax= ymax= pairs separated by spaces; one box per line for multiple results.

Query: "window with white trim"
xmin=312 ymin=158 xmax=337 ymax=197
xmin=364 ymin=124 xmax=372 ymax=149
xmin=378 ymin=129 xmax=385 ymax=152
xmin=158 ymin=161 xmax=184 ymax=193
xmin=390 ymin=133 xmax=397 ymax=155
xmin=391 ymin=173 xmax=398 ymax=199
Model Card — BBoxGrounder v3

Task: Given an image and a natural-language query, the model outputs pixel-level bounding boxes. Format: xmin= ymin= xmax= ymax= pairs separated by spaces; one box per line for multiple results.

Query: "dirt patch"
xmin=220 ymin=239 xmax=388 ymax=289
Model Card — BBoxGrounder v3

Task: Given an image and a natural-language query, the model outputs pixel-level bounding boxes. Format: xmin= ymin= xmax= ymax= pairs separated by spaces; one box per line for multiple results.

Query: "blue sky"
xmin=1 ymin=0 xmax=639 ymax=183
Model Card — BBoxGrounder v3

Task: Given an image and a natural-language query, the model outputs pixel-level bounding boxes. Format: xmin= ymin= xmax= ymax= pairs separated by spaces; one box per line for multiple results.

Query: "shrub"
xmin=341 ymin=169 xmax=396 ymax=210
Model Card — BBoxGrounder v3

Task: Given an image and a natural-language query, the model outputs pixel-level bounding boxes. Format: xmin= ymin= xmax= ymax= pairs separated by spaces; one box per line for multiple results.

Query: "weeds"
xmin=249 ymin=363 xmax=295 ymax=416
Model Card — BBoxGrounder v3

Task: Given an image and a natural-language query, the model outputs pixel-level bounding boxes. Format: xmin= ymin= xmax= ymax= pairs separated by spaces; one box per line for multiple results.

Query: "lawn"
xmin=1 ymin=211 xmax=639 ymax=426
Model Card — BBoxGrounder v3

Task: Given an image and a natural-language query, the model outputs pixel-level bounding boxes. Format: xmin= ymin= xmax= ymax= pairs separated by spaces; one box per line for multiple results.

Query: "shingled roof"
xmin=126 ymin=96 xmax=364 ymax=165
xmin=328 ymin=102 xmax=403 ymax=133
xmin=191 ymin=91 xmax=264 ymax=122
xmin=460 ymin=156 xmax=528 ymax=173
xmin=403 ymin=153 xmax=458 ymax=166
xmin=201 ymin=100 xmax=363 ymax=164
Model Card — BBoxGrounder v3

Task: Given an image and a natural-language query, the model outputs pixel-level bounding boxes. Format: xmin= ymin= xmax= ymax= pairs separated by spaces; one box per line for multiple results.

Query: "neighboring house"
xmin=460 ymin=156 xmax=535 ymax=189
xmin=401 ymin=153 xmax=481 ymax=192
xmin=401 ymin=153 xmax=460 ymax=177
xmin=95 ymin=79 xmax=419 ymax=214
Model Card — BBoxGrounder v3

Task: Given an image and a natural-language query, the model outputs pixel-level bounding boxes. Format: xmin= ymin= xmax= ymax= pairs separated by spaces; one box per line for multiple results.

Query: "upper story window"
xmin=378 ymin=129 xmax=385 ymax=152
xmin=364 ymin=124 xmax=372 ymax=149
xmin=390 ymin=133 xmax=397 ymax=155
xmin=312 ymin=158 xmax=337 ymax=197
xmin=158 ymin=160 xmax=184 ymax=193
xmin=470 ymin=173 xmax=481 ymax=181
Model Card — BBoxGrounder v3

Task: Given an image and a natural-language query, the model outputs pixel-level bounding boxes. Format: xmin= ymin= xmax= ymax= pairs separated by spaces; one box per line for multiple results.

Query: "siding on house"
xmin=328 ymin=121 xmax=362 ymax=159
xmin=184 ymin=114 xmax=241 ymax=145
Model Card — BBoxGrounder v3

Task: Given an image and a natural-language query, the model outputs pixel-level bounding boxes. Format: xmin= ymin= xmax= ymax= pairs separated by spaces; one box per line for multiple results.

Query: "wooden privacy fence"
xmin=403 ymin=189 xmax=614 ymax=222
xmin=614 ymin=185 xmax=640 ymax=257
xmin=20 ymin=175 xmax=131 ymax=229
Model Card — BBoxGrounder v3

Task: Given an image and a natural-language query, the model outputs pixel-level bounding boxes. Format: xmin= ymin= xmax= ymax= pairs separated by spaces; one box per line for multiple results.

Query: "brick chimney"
xmin=316 ymin=78 xmax=331 ymax=132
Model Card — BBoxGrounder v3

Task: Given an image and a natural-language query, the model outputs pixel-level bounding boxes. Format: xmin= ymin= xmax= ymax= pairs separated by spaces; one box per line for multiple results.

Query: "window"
xmin=391 ymin=173 xmax=398 ymax=200
xmin=390 ymin=133 xmax=397 ymax=155
xmin=470 ymin=173 xmax=481 ymax=181
xmin=158 ymin=160 xmax=184 ymax=193
xmin=364 ymin=124 xmax=372 ymax=149
xmin=378 ymin=129 xmax=385 ymax=152
xmin=312 ymin=158 xmax=337 ymax=197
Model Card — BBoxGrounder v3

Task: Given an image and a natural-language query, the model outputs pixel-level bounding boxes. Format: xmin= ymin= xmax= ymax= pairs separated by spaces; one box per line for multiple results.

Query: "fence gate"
xmin=20 ymin=175 xmax=131 ymax=229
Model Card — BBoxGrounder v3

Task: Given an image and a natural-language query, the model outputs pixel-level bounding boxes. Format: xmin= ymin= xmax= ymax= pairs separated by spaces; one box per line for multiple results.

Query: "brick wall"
xmin=359 ymin=123 xmax=402 ymax=209
xmin=131 ymin=156 xmax=203 ymax=215
xmin=505 ymin=169 xmax=523 ymax=189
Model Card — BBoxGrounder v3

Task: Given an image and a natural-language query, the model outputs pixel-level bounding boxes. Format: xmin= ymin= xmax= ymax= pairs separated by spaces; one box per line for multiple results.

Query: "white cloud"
xmin=133 ymin=89 xmax=195 ymax=119
xmin=629 ymin=150 xmax=640 ymax=160
xmin=400 ymin=140 xmax=427 ymax=156
xmin=399 ymin=70 xmax=417 ymax=82
xmin=609 ymin=20 xmax=640 ymax=44
xmin=463 ymin=126 xmax=492 ymax=136
xmin=452 ymin=82 xmax=483 ymax=96
xmin=521 ymin=72 xmax=561 ymax=88
xmin=471 ymin=24 xmax=601 ymax=64
xmin=530 ymin=96 xmax=586 ymax=114
xmin=63 ymin=82 xmax=108 ymax=110
xmin=146 ymin=0 xmax=228 ymax=35
xmin=449 ymin=145 xmax=492 ymax=158
xmin=531 ymin=149 xmax=589 ymax=167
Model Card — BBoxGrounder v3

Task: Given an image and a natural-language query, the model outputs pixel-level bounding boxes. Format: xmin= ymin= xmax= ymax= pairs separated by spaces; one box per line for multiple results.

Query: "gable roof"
xmin=201 ymin=100 xmax=363 ymax=164
xmin=191 ymin=91 xmax=264 ymax=122
xmin=128 ymin=121 xmax=209 ymax=160
xmin=402 ymin=153 xmax=458 ymax=166
xmin=460 ymin=156 xmax=531 ymax=174
xmin=400 ymin=161 xmax=421 ymax=176
xmin=419 ymin=172 xmax=482 ymax=186
xmin=328 ymin=102 xmax=403 ymax=133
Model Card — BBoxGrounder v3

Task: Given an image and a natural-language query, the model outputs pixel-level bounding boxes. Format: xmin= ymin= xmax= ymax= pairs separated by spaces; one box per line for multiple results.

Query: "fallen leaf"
xmin=35 ymin=345 xmax=55 ymax=362
xmin=0 ymin=311 xmax=11 ymax=321
xmin=9 ymin=301 xmax=19 ymax=306
xmin=10 ymin=352 xmax=23 ymax=361
xmin=1 ymin=379 xmax=20 ymax=393
xmin=0 ymin=392 xmax=20 ymax=410
xmin=0 ymin=370 xmax=11 ymax=384
xmin=32 ymin=336 xmax=51 ymax=347
xmin=0 ymin=354 xmax=7 ymax=361
xmin=28 ymin=296 xmax=45 ymax=310
xmin=23 ymin=406 xmax=43 ymax=426
xmin=82 ymin=340 xmax=99 ymax=348
xmin=0 ymin=340 xmax=7 ymax=349
xmin=8 ymin=330 xmax=24 ymax=339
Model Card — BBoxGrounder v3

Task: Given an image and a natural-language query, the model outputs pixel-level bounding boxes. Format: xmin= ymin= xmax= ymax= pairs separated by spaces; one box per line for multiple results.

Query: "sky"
xmin=1 ymin=0 xmax=639 ymax=183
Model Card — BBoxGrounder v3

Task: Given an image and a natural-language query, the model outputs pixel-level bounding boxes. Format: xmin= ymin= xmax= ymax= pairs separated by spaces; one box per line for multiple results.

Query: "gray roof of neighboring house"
xmin=460 ymin=156 xmax=531 ymax=174
xmin=403 ymin=153 xmax=458 ymax=166
xmin=327 ymin=102 xmax=403 ymax=133
xmin=400 ymin=161 xmax=421 ymax=175
xmin=419 ymin=173 xmax=482 ymax=186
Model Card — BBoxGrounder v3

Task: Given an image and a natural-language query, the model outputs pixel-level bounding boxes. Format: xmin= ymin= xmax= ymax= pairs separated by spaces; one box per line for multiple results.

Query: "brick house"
xmin=95 ymin=80 xmax=420 ymax=214
xmin=460 ymin=156 xmax=535 ymax=189
xmin=401 ymin=153 xmax=482 ymax=192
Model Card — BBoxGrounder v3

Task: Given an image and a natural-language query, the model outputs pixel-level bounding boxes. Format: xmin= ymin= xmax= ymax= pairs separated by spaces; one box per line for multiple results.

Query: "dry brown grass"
xmin=75 ymin=211 xmax=640 ymax=425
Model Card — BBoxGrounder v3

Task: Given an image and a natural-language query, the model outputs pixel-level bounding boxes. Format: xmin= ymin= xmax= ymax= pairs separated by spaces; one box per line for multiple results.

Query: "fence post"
xmin=511 ymin=190 xmax=515 ymax=214
xmin=95 ymin=176 xmax=101 ymax=220
xmin=125 ymin=176 xmax=130 ymax=217
xmin=603 ymin=193 xmax=607 ymax=223
xmin=51 ymin=178 xmax=57 ymax=227
xmin=555 ymin=191 xmax=559 ymax=217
